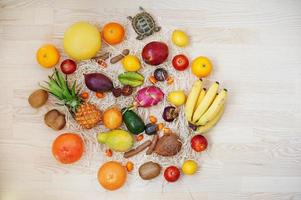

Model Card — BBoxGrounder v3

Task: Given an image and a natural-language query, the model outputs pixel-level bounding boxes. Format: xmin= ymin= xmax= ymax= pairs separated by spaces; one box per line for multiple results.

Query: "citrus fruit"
xmin=36 ymin=44 xmax=60 ymax=68
xmin=167 ymin=90 xmax=186 ymax=106
xmin=181 ymin=160 xmax=198 ymax=175
xmin=102 ymin=22 xmax=125 ymax=45
xmin=52 ymin=133 xmax=84 ymax=164
xmin=182 ymin=160 xmax=198 ymax=175
xmin=171 ymin=30 xmax=189 ymax=47
xmin=102 ymin=107 xmax=122 ymax=129
xmin=63 ymin=22 xmax=101 ymax=61
xmin=191 ymin=56 xmax=212 ymax=77
xmin=122 ymin=55 xmax=141 ymax=72
xmin=97 ymin=161 xmax=127 ymax=191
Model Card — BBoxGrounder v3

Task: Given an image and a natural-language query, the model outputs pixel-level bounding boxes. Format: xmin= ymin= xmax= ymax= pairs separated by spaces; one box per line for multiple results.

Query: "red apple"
xmin=60 ymin=59 xmax=77 ymax=74
xmin=142 ymin=41 xmax=169 ymax=66
xmin=164 ymin=166 xmax=180 ymax=182
xmin=172 ymin=54 xmax=189 ymax=71
xmin=191 ymin=135 xmax=208 ymax=152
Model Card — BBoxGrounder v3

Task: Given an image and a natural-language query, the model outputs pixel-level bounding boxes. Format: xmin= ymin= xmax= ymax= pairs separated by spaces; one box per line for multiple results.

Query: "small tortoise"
xmin=128 ymin=7 xmax=161 ymax=40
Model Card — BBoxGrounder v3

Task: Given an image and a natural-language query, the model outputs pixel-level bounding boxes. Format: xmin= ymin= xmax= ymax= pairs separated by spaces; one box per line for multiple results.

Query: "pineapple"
xmin=43 ymin=69 xmax=102 ymax=129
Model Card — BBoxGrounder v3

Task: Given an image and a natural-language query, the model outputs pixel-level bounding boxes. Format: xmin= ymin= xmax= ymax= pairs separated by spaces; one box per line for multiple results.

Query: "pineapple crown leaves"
xmin=41 ymin=68 xmax=82 ymax=113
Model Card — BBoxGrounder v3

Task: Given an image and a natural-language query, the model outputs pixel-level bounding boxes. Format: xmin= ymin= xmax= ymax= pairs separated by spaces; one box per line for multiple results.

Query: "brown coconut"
xmin=154 ymin=133 xmax=182 ymax=157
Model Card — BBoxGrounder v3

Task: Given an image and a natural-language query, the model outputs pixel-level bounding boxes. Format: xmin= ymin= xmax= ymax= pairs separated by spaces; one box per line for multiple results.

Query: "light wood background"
xmin=1 ymin=0 xmax=301 ymax=199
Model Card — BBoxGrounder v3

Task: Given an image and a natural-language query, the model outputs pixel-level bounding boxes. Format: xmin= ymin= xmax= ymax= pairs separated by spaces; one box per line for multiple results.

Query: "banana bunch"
xmin=184 ymin=79 xmax=227 ymax=133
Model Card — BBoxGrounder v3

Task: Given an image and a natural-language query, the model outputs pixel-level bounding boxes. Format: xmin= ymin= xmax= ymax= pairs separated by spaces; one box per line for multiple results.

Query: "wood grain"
xmin=1 ymin=0 xmax=301 ymax=199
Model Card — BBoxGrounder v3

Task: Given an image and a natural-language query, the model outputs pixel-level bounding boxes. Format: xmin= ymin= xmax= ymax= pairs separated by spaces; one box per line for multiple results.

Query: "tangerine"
xmin=36 ymin=44 xmax=60 ymax=68
xmin=97 ymin=161 xmax=127 ymax=191
xmin=102 ymin=22 xmax=125 ymax=45
xmin=102 ymin=107 xmax=122 ymax=129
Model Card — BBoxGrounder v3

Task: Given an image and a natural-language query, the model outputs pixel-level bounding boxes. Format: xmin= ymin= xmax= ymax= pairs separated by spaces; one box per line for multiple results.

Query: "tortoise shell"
xmin=132 ymin=12 xmax=155 ymax=34
xmin=128 ymin=7 xmax=161 ymax=40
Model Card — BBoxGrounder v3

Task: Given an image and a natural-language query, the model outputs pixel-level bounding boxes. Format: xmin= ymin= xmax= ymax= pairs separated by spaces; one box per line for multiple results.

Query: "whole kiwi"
xmin=44 ymin=109 xmax=66 ymax=130
xmin=28 ymin=89 xmax=48 ymax=108
xmin=138 ymin=161 xmax=161 ymax=180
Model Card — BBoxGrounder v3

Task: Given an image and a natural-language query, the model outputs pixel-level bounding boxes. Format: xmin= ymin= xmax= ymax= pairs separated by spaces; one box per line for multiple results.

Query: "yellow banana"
xmin=196 ymin=89 xmax=227 ymax=125
xmin=196 ymin=105 xmax=225 ymax=133
xmin=184 ymin=79 xmax=203 ymax=122
xmin=194 ymin=88 xmax=206 ymax=110
xmin=192 ymin=82 xmax=219 ymax=122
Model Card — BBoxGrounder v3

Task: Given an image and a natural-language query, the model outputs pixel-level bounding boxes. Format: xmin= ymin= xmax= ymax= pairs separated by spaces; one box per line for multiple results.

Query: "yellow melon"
xmin=63 ymin=22 xmax=101 ymax=61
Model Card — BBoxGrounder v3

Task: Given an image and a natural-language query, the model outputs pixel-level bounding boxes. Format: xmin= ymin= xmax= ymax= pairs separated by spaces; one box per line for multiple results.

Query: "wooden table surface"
xmin=1 ymin=0 xmax=301 ymax=199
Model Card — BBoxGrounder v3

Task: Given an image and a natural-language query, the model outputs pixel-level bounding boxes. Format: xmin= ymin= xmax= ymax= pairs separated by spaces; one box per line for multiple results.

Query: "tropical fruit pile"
xmin=29 ymin=8 xmax=228 ymax=191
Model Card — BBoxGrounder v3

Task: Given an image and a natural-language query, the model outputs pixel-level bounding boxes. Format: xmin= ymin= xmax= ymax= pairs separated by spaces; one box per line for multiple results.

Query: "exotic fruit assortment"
xmin=29 ymin=7 xmax=229 ymax=191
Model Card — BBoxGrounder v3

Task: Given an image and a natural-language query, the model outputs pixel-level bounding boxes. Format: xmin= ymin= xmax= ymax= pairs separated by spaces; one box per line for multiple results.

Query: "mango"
xmin=97 ymin=130 xmax=134 ymax=152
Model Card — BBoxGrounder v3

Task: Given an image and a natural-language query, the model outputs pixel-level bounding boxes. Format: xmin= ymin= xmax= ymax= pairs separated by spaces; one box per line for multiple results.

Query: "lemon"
xmin=64 ymin=22 xmax=101 ymax=61
xmin=182 ymin=160 xmax=198 ymax=175
xmin=122 ymin=55 xmax=141 ymax=72
xmin=167 ymin=90 xmax=186 ymax=106
xmin=191 ymin=56 xmax=212 ymax=78
xmin=172 ymin=30 xmax=189 ymax=47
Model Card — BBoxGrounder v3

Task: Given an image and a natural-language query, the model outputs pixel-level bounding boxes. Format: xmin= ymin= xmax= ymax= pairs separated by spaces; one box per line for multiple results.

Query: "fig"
xmin=162 ymin=106 xmax=179 ymax=122
xmin=154 ymin=68 xmax=168 ymax=81
xmin=84 ymin=73 xmax=113 ymax=92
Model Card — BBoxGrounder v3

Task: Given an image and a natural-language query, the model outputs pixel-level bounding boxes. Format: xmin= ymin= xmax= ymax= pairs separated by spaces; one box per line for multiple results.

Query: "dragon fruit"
xmin=134 ymin=86 xmax=164 ymax=107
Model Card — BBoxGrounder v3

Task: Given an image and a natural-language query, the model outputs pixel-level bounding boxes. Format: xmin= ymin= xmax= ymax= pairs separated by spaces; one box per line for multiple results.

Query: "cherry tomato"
xmin=164 ymin=166 xmax=180 ymax=182
xmin=172 ymin=54 xmax=189 ymax=71
xmin=52 ymin=133 xmax=84 ymax=164
xmin=60 ymin=59 xmax=77 ymax=74
xmin=191 ymin=134 xmax=208 ymax=152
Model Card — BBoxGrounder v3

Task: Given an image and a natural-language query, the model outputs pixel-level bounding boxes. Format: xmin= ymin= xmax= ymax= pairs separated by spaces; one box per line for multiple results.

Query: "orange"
xmin=97 ymin=161 xmax=127 ymax=191
xmin=102 ymin=107 xmax=122 ymax=129
xmin=102 ymin=22 xmax=125 ymax=45
xmin=52 ymin=133 xmax=84 ymax=164
xmin=36 ymin=44 xmax=60 ymax=68
xmin=191 ymin=56 xmax=213 ymax=77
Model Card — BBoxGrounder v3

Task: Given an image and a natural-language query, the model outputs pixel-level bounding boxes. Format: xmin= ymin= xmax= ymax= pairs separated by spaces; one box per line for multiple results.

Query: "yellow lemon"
xmin=182 ymin=160 xmax=198 ymax=175
xmin=167 ymin=90 xmax=186 ymax=106
xmin=122 ymin=55 xmax=141 ymax=72
xmin=64 ymin=22 xmax=101 ymax=61
xmin=172 ymin=30 xmax=189 ymax=47
xmin=191 ymin=56 xmax=213 ymax=77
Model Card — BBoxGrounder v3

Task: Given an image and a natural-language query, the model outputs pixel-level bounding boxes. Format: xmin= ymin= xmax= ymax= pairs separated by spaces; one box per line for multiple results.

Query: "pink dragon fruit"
xmin=134 ymin=86 xmax=164 ymax=107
